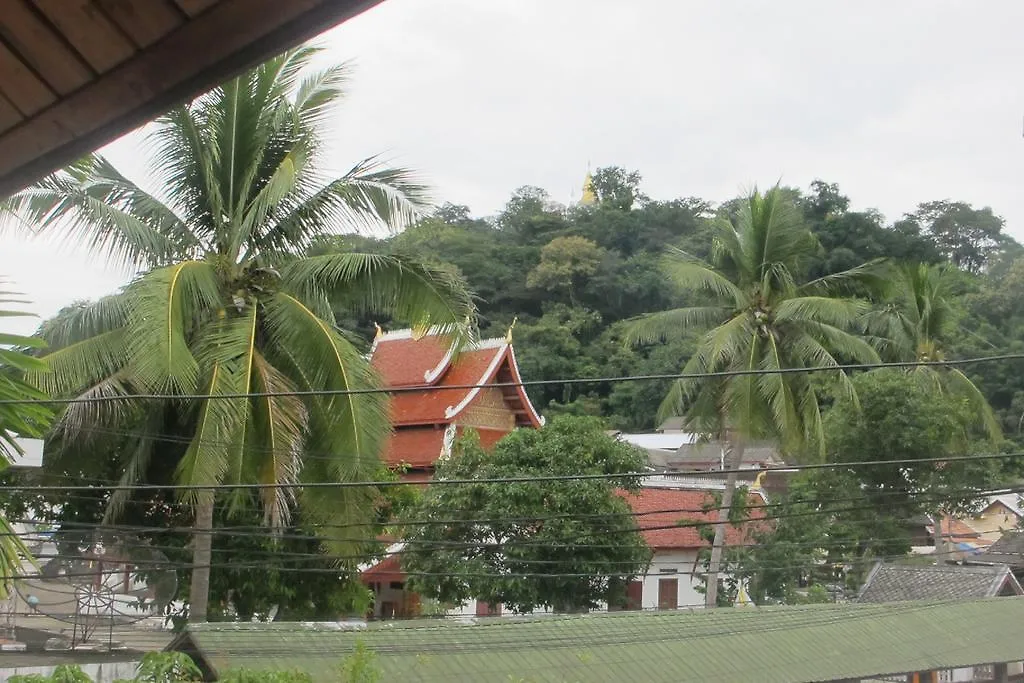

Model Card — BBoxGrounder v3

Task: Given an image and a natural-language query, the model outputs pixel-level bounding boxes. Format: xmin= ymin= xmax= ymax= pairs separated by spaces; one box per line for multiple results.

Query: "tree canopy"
xmin=402 ymin=417 xmax=651 ymax=613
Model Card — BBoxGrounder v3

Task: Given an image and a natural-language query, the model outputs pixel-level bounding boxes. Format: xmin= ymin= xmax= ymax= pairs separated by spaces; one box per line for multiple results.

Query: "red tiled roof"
xmin=370 ymin=333 xmax=451 ymax=387
xmin=619 ymin=487 xmax=767 ymax=550
xmin=928 ymin=518 xmax=982 ymax=541
xmin=387 ymin=346 xmax=503 ymax=425
xmin=383 ymin=428 xmax=446 ymax=469
xmin=361 ymin=553 xmax=403 ymax=582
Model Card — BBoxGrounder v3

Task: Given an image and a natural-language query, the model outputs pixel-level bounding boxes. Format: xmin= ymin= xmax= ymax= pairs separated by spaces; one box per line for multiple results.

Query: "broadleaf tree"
xmin=5 ymin=47 xmax=476 ymax=621
xmin=402 ymin=417 xmax=651 ymax=613
xmin=628 ymin=185 xmax=881 ymax=606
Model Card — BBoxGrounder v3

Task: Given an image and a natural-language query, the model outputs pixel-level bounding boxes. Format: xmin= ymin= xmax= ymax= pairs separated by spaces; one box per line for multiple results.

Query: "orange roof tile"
xmin=619 ymin=487 xmax=767 ymax=550
xmin=371 ymin=333 xmax=451 ymax=387
xmin=387 ymin=346 xmax=503 ymax=425
xmin=384 ymin=428 xmax=445 ymax=469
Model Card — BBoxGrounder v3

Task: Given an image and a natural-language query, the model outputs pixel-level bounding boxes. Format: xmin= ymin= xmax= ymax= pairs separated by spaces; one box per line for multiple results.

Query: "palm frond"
xmin=293 ymin=61 xmax=352 ymax=131
xmin=6 ymin=155 xmax=193 ymax=270
xmin=799 ymin=258 xmax=890 ymax=298
xmin=262 ymin=291 xmax=389 ymax=550
xmin=0 ymin=287 xmax=53 ymax=462
xmin=261 ymin=157 xmax=431 ymax=251
xmin=662 ymin=249 xmax=746 ymax=308
xmin=175 ymin=362 xmax=246 ymax=505
xmin=34 ymin=293 xmax=130 ymax=348
xmin=125 ymin=260 xmax=221 ymax=393
xmin=149 ymin=104 xmax=222 ymax=238
xmin=250 ymin=351 xmax=307 ymax=528
xmin=944 ymin=368 xmax=1002 ymax=442
xmin=625 ymin=307 xmax=729 ymax=346
xmin=774 ymin=296 xmax=871 ymax=329
xmin=282 ymin=252 xmax=477 ymax=343
xmin=104 ymin=411 xmax=164 ymax=524
xmin=27 ymin=328 xmax=128 ymax=398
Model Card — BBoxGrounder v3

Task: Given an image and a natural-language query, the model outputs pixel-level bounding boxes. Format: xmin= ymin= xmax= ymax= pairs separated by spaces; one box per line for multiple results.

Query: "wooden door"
xmin=658 ymin=578 xmax=678 ymax=610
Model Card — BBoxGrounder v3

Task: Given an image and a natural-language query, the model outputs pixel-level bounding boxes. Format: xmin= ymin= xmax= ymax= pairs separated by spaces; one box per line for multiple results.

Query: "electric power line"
xmin=2 ymin=353 xmax=1022 ymax=406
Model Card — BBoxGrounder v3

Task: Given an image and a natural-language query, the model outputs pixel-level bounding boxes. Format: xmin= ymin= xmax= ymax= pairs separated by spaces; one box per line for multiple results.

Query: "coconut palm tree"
xmin=4 ymin=48 xmax=476 ymax=621
xmin=867 ymin=263 xmax=1000 ymax=558
xmin=628 ymin=185 xmax=880 ymax=607
xmin=0 ymin=285 xmax=51 ymax=595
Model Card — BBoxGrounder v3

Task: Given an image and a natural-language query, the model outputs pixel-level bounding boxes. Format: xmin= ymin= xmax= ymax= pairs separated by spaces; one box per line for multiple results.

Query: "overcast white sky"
xmin=5 ymin=0 xmax=1024 ymax=333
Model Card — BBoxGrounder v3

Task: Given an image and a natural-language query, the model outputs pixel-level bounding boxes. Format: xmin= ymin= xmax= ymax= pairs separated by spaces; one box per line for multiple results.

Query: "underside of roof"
xmin=172 ymin=597 xmax=1024 ymax=683
xmin=0 ymin=0 xmax=381 ymax=198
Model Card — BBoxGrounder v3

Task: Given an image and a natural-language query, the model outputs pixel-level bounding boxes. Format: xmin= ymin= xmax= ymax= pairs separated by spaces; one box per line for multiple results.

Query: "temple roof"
xmin=369 ymin=330 xmax=544 ymax=429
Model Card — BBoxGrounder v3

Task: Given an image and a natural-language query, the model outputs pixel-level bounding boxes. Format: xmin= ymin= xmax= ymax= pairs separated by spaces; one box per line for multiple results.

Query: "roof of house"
xmin=975 ymin=530 xmax=1024 ymax=568
xmin=170 ymin=597 xmax=1024 ymax=683
xmin=982 ymin=494 xmax=1024 ymax=517
xmin=857 ymin=562 xmax=1022 ymax=603
xmin=618 ymin=487 xmax=765 ymax=550
xmin=0 ymin=0 xmax=379 ymax=198
xmin=926 ymin=518 xmax=983 ymax=542
xmin=369 ymin=331 xmax=543 ymax=429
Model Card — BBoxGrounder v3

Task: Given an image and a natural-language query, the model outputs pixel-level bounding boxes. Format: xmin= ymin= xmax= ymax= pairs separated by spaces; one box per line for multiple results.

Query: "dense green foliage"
xmin=337 ymin=170 xmax=1024 ymax=442
xmin=403 ymin=417 xmax=651 ymax=613
xmin=724 ymin=370 xmax=1009 ymax=605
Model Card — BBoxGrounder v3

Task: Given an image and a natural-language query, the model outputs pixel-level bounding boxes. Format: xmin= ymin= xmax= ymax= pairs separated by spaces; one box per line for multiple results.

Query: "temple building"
xmin=360 ymin=327 xmax=545 ymax=618
xmin=368 ymin=326 xmax=545 ymax=481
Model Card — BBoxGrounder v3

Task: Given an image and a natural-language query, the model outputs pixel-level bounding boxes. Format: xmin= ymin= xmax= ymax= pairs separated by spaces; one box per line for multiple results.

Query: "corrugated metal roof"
xmin=173 ymin=597 xmax=1024 ymax=682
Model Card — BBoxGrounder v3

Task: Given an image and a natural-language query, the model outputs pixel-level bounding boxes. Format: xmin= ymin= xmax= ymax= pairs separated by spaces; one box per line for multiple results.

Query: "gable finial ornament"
xmin=505 ymin=316 xmax=518 ymax=344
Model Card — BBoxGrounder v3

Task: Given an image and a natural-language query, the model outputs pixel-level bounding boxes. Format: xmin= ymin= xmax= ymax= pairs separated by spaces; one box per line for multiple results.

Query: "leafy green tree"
xmin=628 ymin=185 xmax=880 ymax=606
xmin=7 ymin=48 xmax=474 ymax=621
xmin=403 ymin=417 xmax=651 ymax=613
xmin=526 ymin=236 xmax=605 ymax=304
xmin=904 ymin=200 xmax=1008 ymax=274
xmin=0 ymin=285 xmax=50 ymax=597
xmin=589 ymin=166 xmax=646 ymax=211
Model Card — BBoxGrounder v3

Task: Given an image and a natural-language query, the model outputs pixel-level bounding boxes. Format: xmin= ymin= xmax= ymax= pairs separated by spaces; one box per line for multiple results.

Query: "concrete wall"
xmin=448 ymin=549 xmax=705 ymax=616
xmin=1 ymin=660 xmax=139 ymax=682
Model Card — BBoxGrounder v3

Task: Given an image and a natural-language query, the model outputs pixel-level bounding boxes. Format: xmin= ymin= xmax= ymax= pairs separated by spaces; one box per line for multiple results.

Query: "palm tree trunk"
xmin=188 ymin=492 xmax=215 ymax=622
xmin=705 ymin=436 xmax=744 ymax=608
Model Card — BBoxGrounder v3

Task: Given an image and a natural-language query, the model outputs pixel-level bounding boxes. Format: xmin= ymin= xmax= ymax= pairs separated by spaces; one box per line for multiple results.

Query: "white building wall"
xmin=641 ymin=550 xmax=703 ymax=610
xmin=447 ymin=549 xmax=705 ymax=617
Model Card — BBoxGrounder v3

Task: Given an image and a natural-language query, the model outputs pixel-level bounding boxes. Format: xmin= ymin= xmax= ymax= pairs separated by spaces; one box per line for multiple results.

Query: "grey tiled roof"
xmin=858 ymin=562 xmax=1021 ymax=603
xmin=977 ymin=531 xmax=1024 ymax=568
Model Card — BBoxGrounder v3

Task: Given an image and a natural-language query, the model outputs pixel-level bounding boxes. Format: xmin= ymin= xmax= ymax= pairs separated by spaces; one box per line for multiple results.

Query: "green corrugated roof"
xmin=173 ymin=597 xmax=1024 ymax=683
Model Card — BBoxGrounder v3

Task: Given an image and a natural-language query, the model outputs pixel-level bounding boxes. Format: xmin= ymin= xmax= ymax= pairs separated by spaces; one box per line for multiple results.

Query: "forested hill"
xmin=322 ymin=167 xmax=1024 ymax=438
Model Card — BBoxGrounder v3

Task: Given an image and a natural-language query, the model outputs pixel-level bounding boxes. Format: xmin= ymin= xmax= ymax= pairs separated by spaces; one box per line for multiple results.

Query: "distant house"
xmin=925 ymin=517 xmax=985 ymax=558
xmin=617 ymin=479 xmax=768 ymax=610
xmin=857 ymin=562 xmax=1023 ymax=603
xmin=964 ymin=494 xmax=1023 ymax=547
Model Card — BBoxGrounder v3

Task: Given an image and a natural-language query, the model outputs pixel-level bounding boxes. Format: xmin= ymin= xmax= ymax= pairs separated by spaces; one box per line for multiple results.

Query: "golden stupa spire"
xmin=580 ymin=164 xmax=596 ymax=206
